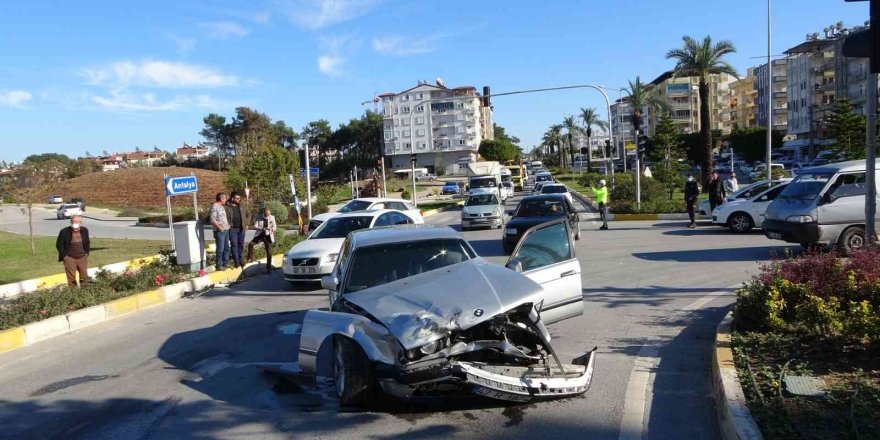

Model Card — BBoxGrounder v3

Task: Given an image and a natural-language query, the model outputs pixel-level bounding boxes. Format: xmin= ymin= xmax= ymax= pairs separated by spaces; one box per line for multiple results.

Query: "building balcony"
xmin=773 ymin=91 xmax=787 ymax=98
xmin=773 ymin=75 xmax=786 ymax=82
xmin=773 ymin=124 xmax=787 ymax=132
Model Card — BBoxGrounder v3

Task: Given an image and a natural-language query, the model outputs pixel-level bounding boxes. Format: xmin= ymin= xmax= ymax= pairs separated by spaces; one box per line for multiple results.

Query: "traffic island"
xmin=713 ymin=312 xmax=763 ymax=440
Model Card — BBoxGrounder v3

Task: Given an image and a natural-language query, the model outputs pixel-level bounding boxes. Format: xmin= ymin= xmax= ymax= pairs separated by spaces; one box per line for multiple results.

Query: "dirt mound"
xmin=51 ymin=167 xmax=229 ymax=211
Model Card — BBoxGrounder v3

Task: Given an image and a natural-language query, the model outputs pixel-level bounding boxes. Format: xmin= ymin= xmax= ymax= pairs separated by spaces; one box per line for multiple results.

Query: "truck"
xmin=466 ymin=161 xmax=504 ymax=200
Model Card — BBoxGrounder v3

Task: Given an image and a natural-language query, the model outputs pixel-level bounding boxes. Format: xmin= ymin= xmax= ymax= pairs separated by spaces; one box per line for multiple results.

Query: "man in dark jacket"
xmin=684 ymin=173 xmax=701 ymax=229
xmin=56 ymin=215 xmax=90 ymax=287
xmin=225 ymin=191 xmax=251 ymax=268
xmin=707 ymin=171 xmax=726 ymax=213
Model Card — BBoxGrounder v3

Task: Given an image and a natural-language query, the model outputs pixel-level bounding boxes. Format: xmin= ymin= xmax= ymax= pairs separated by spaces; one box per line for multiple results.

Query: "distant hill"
xmin=49 ymin=167 xmax=229 ymax=211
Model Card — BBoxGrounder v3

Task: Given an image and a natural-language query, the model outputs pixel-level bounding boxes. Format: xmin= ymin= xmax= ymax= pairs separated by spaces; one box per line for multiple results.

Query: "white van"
xmin=763 ymin=160 xmax=880 ymax=255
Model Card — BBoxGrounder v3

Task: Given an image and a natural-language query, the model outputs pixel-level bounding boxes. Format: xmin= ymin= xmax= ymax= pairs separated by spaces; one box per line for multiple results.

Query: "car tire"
xmin=728 ymin=212 xmax=753 ymax=233
xmin=333 ymin=336 xmax=373 ymax=407
xmin=837 ymin=226 xmax=866 ymax=257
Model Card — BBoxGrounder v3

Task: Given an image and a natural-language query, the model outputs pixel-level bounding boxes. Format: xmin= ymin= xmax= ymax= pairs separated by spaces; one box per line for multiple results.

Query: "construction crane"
xmin=360 ymin=95 xmax=379 ymax=113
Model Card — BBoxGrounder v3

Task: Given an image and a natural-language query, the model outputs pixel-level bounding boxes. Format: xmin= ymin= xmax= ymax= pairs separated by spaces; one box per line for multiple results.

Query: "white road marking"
xmin=617 ymin=289 xmax=733 ymax=440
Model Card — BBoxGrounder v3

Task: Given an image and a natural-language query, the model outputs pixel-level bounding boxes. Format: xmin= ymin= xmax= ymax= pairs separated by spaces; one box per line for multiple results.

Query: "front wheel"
xmin=333 ymin=337 xmax=373 ymax=406
xmin=838 ymin=226 xmax=866 ymax=256
xmin=728 ymin=213 xmax=753 ymax=234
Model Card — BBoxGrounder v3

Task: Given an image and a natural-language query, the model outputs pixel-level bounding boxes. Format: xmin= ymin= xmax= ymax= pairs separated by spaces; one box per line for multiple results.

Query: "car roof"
xmin=349 ymin=224 xmax=460 ymax=248
xmin=332 ymin=209 xmax=398 ymax=219
xmin=350 ymin=197 xmax=405 ymax=203
xmin=805 ymin=160 xmax=879 ymax=174
xmin=520 ymin=194 xmax=568 ymax=203
xmin=541 ymin=183 xmax=565 ymax=188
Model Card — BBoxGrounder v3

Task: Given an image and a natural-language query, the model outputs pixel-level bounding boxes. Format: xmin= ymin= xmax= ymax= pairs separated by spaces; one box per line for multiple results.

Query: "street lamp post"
xmin=766 ymin=0 xmax=773 ymax=181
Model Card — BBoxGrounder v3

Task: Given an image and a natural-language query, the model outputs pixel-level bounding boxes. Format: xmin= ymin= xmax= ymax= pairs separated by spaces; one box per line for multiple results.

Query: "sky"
xmin=0 ymin=0 xmax=870 ymax=162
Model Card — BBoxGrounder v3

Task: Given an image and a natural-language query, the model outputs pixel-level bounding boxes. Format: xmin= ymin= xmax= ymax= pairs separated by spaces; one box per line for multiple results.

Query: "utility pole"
xmin=766 ymin=0 xmax=773 ymax=181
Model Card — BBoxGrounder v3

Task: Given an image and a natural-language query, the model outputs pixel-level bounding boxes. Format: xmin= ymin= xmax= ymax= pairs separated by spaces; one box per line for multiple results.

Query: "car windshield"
xmin=337 ymin=200 xmax=372 ymax=213
xmin=536 ymin=175 xmax=551 ymax=182
xmin=311 ymin=216 xmax=373 ymax=239
xmin=443 ymin=183 xmax=457 ymax=188
xmin=510 ymin=168 xmax=521 ymax=176
xmin=516 ymin=199 xmax=567 ymax=217
xmin=470 ymin=177 xmax=496 ymax=188
xmin=466 ymin=194 xmax=498 ymax=206
xmin=542 ymin=185 xmax=567 ymax=194
xmin=60 ymin=204 xmax=79 ymax=209
xmin=780 ymin=173 xmax=834 ymax=200
xmin=344 ymin=239 xmax=474 ymax=293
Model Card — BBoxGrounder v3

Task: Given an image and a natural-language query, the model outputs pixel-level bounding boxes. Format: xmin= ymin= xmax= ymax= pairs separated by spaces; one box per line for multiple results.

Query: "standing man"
xmin=707 ymin=171 xmax=727 ymax=213
xmin=684 ymin=173 xmax=701 ymax=229
xmin=56 ymin=215 xmax=90 ymax=288
xmin=591 ymin=179 xmax=610 ymax=230
xmin=225 ymin=191 xmax=251 ymax=268
xmin=210 ymin=192 xmax=231 ymax=270
xmin=246 ymin=206 xmax=277 ymax=273
xmin=724 ymin=172 xmax=739 ymax=194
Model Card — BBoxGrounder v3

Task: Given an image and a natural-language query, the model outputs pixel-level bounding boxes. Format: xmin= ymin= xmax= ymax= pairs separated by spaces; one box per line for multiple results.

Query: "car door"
xmin=389 ymin=201 xmax=425 ymax=224
xmin=391 ymin=212 xmax=414 ymax=225
xmin=750 ymin=184 xmax=788 ymax=225
xmin=506 ymin=219 xmax=583 ymax=325
xmin=373 ymin=213 xmax=394 ymax=227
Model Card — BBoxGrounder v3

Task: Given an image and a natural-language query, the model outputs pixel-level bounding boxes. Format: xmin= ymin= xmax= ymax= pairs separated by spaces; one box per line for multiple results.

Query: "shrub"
xmin=263 ymin=200 xmax=288 ymax=224
xmin=576 ymin=173 xmax=605 ymax=189
xmin=400 ymin=188 xmax=411 ymax=201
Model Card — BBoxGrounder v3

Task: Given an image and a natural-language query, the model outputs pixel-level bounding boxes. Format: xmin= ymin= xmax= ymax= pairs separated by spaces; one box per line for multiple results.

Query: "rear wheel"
xmin=728 ymin=212 xmax=753 ymax=234
xmin=333 ymin=336 xmax=373 ymax=406
xmin=838 ymin=226 xmax=866 ymax=256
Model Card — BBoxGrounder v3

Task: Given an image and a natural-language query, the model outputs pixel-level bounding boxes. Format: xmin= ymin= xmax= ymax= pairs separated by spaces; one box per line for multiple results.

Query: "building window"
xmin=416 ymin=116 xmax=425 ymax=124
xmin=458 ymin=140 xmax=466 ymax=146
xmin=405 ymin=142 xmax=411 ymax=149
xmin=402 ymin=106 xmax=410 ymax=113
xmin=402 ymin=119 xmax=410 ymax=126
xmin=419 ymin=142 xmax=427 ymax=149
xmin=416 ymin=129 xmax=426 ymax=137
xmin=416 ymin=105 xmax=424 ymax=112
xmin=403 ymin=129 xmax=411 ymax=137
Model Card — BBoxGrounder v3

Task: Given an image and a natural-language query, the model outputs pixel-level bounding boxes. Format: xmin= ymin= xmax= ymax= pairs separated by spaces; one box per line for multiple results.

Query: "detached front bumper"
xmin=455 ymin=349 xmax=596 ymax=402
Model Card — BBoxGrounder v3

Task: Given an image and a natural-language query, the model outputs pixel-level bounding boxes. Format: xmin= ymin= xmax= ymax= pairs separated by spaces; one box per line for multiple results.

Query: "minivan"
xmin=762 ymin=160 xmax=880 ymax=255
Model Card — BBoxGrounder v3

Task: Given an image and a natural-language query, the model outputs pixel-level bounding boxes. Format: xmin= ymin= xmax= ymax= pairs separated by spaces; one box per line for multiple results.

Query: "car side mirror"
xmin=321 ymin=275 xmax=338 ymax=291
xmin=506 ymin=210 xmax=515 ymax=216
xmin=506 ymin=259 xmax=523 ymax=273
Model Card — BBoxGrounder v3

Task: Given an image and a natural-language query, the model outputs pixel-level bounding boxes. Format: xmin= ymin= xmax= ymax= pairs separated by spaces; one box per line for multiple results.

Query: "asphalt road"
xmin=0 ymin=204 xmax=251 ymax=241
xmin=0 ymin=194 xmax=798 ymax=440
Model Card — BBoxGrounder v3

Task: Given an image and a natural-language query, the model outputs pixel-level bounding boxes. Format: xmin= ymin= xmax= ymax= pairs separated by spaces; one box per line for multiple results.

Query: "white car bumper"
xmin=282 ymin=257 xmax=335 ymax=282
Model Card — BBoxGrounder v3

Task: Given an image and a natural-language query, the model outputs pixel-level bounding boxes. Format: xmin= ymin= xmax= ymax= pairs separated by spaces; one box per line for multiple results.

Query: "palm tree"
xmin=562 ymin=116 xmax=579 ymax=171
xmin=579 ymin=107 xmax=609 ymax=171
xmin=625 ymin=76 xmax=669 ymax=208
xmin=666 ymin=35 xmax=738 ymax=185
xmin=541 ymin=124 xmax=564 ymax=166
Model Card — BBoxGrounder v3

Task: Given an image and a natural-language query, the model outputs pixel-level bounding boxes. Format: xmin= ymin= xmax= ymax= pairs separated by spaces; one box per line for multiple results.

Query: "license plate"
xmin=768 ymin=232 xmax=782 ymax=240
xmin=291 ymin=267 xmax=316 ymax=274
xmin=472 ymin=386 xmax=532 ymax=402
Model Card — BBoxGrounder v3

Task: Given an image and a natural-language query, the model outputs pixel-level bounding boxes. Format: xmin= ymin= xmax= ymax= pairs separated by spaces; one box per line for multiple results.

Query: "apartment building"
xmin=645 ymin=71 xmax=736 ymax=136
xmin=379 ymin=80 xmax=493 ymax=174
xmin=728 ymin=67 xmax=758 ymax=129
xmin=610 ymin=97 xmax=635 ymax=154
xmin=755 ymin=60 xmax=788 ymax=133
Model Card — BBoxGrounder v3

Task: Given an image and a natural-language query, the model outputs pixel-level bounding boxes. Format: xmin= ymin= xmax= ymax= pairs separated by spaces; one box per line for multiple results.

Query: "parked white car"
xmin=712 ymin=181 xmax=791 ymax=233
xmin=307 ymin=197 xmax=424 ymax=232
xmin=48 ymin=195 xmax=64 ymax=204
xmin=700 ymin=178 xmax=791 ymax=217
xmin=539 ymin=183 xmax=574 ymax=205
xmin=284 ymin=210 xmax=416 ymax=283
xmin=749 ymin=163 xmax=785 ymax=179
xmin=56 ymin=204 xmax=82 ymax=219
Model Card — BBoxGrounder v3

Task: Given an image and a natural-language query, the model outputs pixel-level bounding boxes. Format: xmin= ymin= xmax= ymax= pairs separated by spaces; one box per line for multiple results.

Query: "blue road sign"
xmin=165 ymin=176 xmax=198 ymax=196
xmin=300 ymin=167 xmax=319 ymax=177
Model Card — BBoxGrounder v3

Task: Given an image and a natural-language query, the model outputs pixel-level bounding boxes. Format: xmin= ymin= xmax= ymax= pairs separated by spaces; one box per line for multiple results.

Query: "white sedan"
xmin=307 ymin=197 xmax=424 ymax=232
xmin=699 ymin=178 xmax=791 ymax=218
xmin=712 ymin=181 xmax=791 ymax=233
xmin=539 ymin=183 xmax=574 ymax=205
xmin=284 ymin=209 xmax=416 ymax=283
xmin=56 ymin=204 xmax=83 ymax=220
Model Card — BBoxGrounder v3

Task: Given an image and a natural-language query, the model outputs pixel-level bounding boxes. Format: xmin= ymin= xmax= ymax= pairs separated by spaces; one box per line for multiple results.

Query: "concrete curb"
xmin=0 ymin=256 xmax=161 ymax=301
xmin=0 ymin=254 xmax=285 ymax=356
xmin=713 ymin=311 xmax=764 ymax=440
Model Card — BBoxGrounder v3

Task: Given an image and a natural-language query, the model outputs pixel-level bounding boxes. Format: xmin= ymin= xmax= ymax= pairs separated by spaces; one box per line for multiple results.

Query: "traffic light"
xmin=580 ymin=147 xmax=588 ymax=155
xmin=605 ymin=140 xmax=612 ymax=157
xmin=586 ymin=127 xmax=592 ymax=138
xmin=637 ymin=135 xmax=649 ymax=156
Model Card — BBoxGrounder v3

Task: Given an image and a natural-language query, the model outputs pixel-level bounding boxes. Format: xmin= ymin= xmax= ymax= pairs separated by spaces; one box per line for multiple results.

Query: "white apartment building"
xmin=755 ymin=60 xmax=788 ymax=133
xmin=610 ymin=98 xmax=635 ymax=154
xmin=379 ymin=81 xmax=493 ymax=174
xmin=646 ymin=71 xmax=736 ymax=137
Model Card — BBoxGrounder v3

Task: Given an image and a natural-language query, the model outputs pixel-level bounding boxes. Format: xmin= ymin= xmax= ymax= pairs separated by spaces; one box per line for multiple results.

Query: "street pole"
xmin=766 ymin=0 xmax=773 ymax=181
xmin=410 ymin=154 xmax=417 ymax=206
xmin=304 ymin=142 xmax=313 ymax=220
xmin=634 ymin=130 xmax=641 ymax=209
xmin=866 ymin=72 xmax=877 ymax=244
xmin=380 ymin=155 xmax=387 ymax=197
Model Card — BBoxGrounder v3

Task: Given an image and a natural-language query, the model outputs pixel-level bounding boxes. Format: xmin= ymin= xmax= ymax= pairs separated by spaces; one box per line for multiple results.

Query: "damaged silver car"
xmin=298 ymin=219 xmax=595 ymax=405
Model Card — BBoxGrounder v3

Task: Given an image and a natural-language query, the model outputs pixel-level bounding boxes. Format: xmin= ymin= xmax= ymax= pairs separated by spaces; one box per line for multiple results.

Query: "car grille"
xmin=290 ymin=257 xmax=319 ymax=266
xmin=469 ymin=213 xmax=480 ymax=217
xmin=482 ymin=213 xmax=494 ymax=217
xmin=308 ymin=220 xmax=322 ymax=231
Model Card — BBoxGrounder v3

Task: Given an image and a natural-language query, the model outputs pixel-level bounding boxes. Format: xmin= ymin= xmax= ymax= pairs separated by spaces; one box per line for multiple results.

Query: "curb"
xmin=0 ymin=256 xmax=160 ymax=301
xmin=713 ymin=311 xmax=764 ymax=440
xmin=0 ymin=254 xmax=284 ymax=356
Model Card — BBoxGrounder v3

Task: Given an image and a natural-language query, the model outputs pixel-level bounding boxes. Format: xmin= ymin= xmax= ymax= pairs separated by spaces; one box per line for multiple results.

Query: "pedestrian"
xmin=246 ymin=206 xmax=277 ymax=273
xmin=56 ymin=215 xmax=90 ymax=288
xmin=590 ymin=179 xmax=609 ymax=230
xmin=684 ymin=173 xmax=701 ymax=229
xmin=707 ymin=171 xmax=727 ymax=213
xmin=210 ymin=192 xmax=231 ymax=270
xmin=724 ymin=172 xmax=739 ymax=193
xmin=225 ymin=191 xmax=251 ymax=268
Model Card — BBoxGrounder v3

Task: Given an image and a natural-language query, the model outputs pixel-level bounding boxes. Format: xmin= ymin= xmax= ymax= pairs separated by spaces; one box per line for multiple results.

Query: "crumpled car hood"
xmin=343 ymin=258 xmax=544 ymax=350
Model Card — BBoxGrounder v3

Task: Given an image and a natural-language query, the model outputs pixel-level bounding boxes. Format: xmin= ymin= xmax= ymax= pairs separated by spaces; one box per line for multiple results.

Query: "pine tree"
xmin=827 ymin=98 xmax=866 ymax=161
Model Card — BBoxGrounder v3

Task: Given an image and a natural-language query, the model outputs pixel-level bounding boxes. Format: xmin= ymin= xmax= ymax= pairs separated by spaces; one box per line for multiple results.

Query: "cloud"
xmin=90 ymin=91 xmax=224 ymax=112
xmin=199 ymin=21 xmax=250 ymax=39
xmin=0 ymin=90 xmax=33 ymax=108
xmin=82 ymin=60 xmax=239 ymax=89
xmin=275 ymin=0 xmax=382 ymax=30
xmin=168 ymin=35 xmax=197 ymax=54
xmin=317 ymin=55 xmax=343 ymax=76
xmin=372 ymin=36 xmax=434 ymax=56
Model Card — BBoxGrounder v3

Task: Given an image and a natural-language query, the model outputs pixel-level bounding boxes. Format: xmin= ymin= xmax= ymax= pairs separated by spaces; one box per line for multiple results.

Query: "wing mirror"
xmin=321 ymin=275 xmax=339 ymax=291
xmin=506 ymin=259 xmax=523 ymax=273
xmin=506 ymin=210 xmax=515 ymax=216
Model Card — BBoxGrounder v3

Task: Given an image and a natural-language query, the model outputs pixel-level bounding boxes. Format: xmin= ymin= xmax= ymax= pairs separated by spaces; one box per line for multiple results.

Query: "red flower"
xmin=39 ymin=309 xmax=47 ymax=316
xmin=198 ymin=269 xmax=206 ymax=277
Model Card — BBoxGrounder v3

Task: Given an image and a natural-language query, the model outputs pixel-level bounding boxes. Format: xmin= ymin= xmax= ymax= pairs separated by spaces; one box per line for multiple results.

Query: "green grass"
xmin=0 ymin=230 xmax=169 ymax=284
